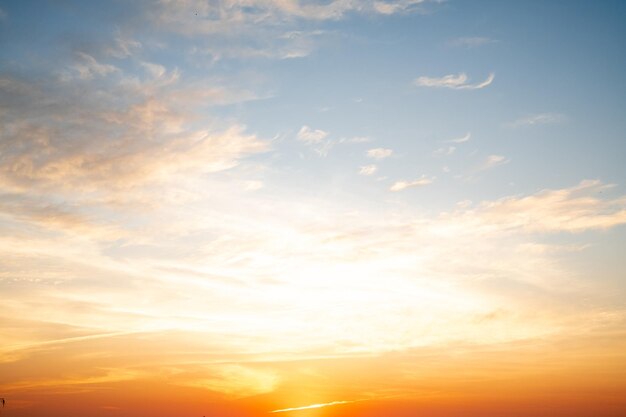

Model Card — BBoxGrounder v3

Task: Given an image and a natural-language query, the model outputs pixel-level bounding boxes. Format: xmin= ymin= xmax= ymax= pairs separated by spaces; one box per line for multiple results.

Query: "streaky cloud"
xmin=367 ymin=148 xmax=393 ymax=159
xmin=448 ymin=36 xmax=497 ymax=48
xmin=446 ymin=132 xmax=471 ymax=143
xmin=271 ymin=400 xmax=357 ymax=413
xmin=359 ymin=164 xmax=378 ymax=176
xmin=297 ymin=125 xmax=329 ymax=144
xmin=479 ymin=154 xmax=509 ymax=171
xmin=390 ymin=176 xmax=433 ymax=191
xmin=414 ymin=72 xmax=494 ymax=90
xmin=506 ymin=113 xmax=566 ymax=128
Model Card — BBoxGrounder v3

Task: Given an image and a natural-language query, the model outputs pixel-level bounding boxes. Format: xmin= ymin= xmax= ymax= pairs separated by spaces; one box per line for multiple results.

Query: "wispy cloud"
xmin=448 ymin=37 xmax=497 ymax=48
xmin=390 ymin=176 xmax=433 ymax=191
xmin=359 ymin=165 xmax=378 ymax=176
xmin=433 ymin=146 xmax=456 ymax=156
xmin=450 ymin=180 xmax=626 ymax=233
xmin=446 ymin=132 xmax=471 ymax=143
xmin=367 ymin=148 xmax=393 ymax=159
xmin=414 ymin=72 xmax=495 ymax=90
xmin=271 ymin=400 xmax=357 ymax=413
xmin=297 ymin=125 xmax=329 ymax=144
xmin=141 ymin=0 xmax=443 ymax=64
xmin=105 ymin=33 xmax=141 ymax=58
xmin=151 ymin=0 xmax=436 ymax=35
xmin=65 ymin=52 xmax=119 ymax=80
xmin=373 ymin=0 xmax=429 ymax=15
xmin=506 ymin=113 xmax=566 ymax=128
xmin=181 ymin=365 xmax=279 ymax=398
xmin=478 ymin=154 xmax=509 ymax=171
xmin=344 ymin=136 xmax=372 ymax=143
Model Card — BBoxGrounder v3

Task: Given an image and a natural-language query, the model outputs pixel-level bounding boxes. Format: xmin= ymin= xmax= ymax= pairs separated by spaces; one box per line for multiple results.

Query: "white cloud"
xmin=297 ymin=125 xmax=329 ymax=144
xmin=367 ymin=148 xmax=393 ymax=159
xmin=479 ymin=154 xmax=509 ymax=171
xmin=346 ymin=136 xmax=371 ymax=143
xmin=451 ymin=180 xmax=626 ymax=233
xmin=68 ymin=52 xmax=119 ymax=80
xmin=373 ymin=0 xmax=428 ymax=15
xmin=106 ymin=34 xmax=141 ymax=58
xmin=390 ymin=176 xmax=433 ymax=191
xmin=433 ymin=146 xmax=456 ymax=156
xmin=414 ymin=72 xmax=495 ymax=90
xmin=151 ymin=0 xmax=435 ymax=34
xmin=446 ymin=132 xmax=471 ymax=143
xmin=244 ymin=180 xmax=264 ymax=191
xmin=506 ymin=113 xmax=566 ymax=128
xmin=359 ymin=165 xmax=378 ymax=176
xmin=448 ymin=37 xmax=497 ymax=48
xmin=141 ymin=61 xmax=167 ymax=79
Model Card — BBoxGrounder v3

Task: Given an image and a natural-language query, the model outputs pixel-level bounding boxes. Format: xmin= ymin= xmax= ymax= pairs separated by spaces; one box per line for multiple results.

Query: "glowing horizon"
xmin=1 ymin=1 xmax=626 ymax=416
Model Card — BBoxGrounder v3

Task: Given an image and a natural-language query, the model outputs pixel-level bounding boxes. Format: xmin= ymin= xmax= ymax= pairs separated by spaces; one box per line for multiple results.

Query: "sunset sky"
xmin=1 ymin=1 xmax=626 ymax=416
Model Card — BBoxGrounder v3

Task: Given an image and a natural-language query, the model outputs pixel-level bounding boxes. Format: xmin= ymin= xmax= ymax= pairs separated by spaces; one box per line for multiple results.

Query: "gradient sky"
xmin=1 ymin=1 xmax=626 ymax=416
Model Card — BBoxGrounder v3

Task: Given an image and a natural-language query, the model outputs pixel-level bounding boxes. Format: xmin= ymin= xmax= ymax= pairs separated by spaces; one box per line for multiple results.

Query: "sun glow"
xmin=1 ymin=1 xmax=626 ymax=417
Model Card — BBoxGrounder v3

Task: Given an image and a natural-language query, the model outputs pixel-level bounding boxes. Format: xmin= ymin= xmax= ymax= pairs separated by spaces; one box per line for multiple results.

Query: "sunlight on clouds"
xmin=181 ymin=365 xmax=279 ymax=398
xmin=479 ymin=154 xmax=509 ymax=171
xmin=1 ymin=2 xmax=626 ymax=413
xmin=390 ymin=176 xmax=433 ymax=191
xmin=0 ymin=70 xmax=268 ymax=195
xmin=271 ymin=399 xmax=357 ymax=413
xmin=465 ymin=180 xmax=626 ymax=233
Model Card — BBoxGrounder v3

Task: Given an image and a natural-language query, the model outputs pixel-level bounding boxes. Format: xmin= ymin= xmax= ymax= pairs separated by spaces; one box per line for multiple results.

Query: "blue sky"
xmin=1 ymin=1 xmax=626 ymax=415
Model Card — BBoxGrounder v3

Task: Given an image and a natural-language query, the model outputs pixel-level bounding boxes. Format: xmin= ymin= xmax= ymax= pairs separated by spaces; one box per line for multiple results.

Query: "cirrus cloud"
xmin=414 ymin=72 xmax=495 ymax=90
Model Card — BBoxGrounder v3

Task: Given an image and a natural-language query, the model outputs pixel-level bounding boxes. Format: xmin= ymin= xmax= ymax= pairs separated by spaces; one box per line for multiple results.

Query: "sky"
xmin=0 ymin=0 xmax=626 ymax=416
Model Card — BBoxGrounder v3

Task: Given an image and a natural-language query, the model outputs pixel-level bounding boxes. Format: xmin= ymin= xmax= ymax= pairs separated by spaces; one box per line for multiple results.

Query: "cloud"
xmin=181 ymin=365 xmax=279 ymax=397
xmin=373 ymin=0 xmax=428 ymax=15
xmin=140 ymin=61 xmax=167 ymax=79
xmin=66 ymin=52 xmax=119 ymax=80
xmin=448 ymin=37 xmax=497 ymax=48
xmin=0 ymin=104 xmax=267 ymax=194
xmin=446 ymin=132 xmax=471 ymax=143
xmin=479 ymin=154 xmax=509 ymax=171
xmin=150 ymin=0 xmax=434 ymax=34
xmin=105 ymin=33 xmax=141 ymax=58
xmin=0 ymin=70 xmax=268 ymax=196
xmin=244 ymin=180 xmax=264 ymax=191
xmin=458 ymin=180 xmax=626 ymax=233
xmin=142 ymin=0 xmax=442 ymax=62
xmin=2 ymin=176 xmax=626 ymax=395
xmin=271 ymin=400 xmax=358 ymax=413
xmin=506 ymin=113 xmax=566 ymax=128
xmin=359 ymin=165 xmax=378 ymax=176
xmin=390 ymin=176 xmax=433 ymax=191
xmin=433 ymin=146 xmax=456 ymax=156
xmin=414 ymin=72 xmax=495 ymax=90
xmin=297 ymin=125 xmax=329 ymax=144
xmin=367 ymin=148 xmax=393 ymax=159
xmin=345 ymin=136 xmax=371 ymax=143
